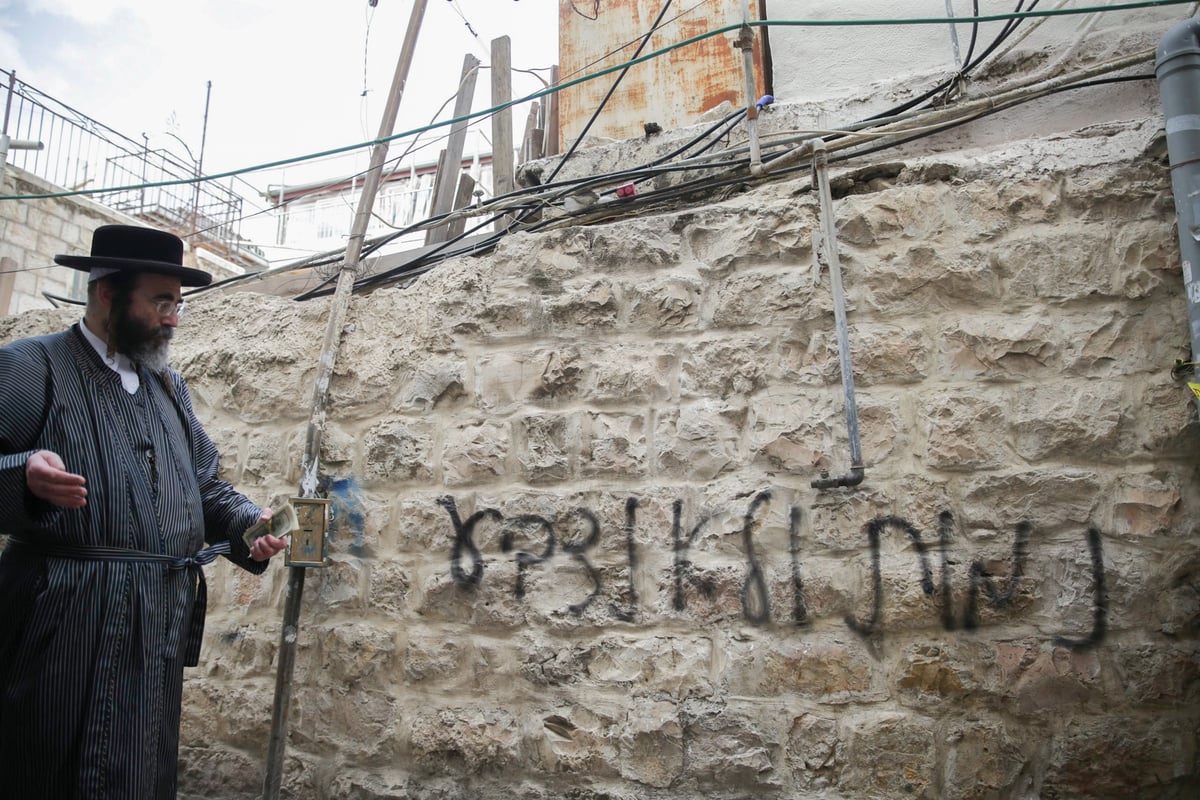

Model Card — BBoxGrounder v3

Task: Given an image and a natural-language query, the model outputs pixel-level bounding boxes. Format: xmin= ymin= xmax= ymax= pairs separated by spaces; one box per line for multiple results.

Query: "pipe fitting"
xmin=811 ymin=466 xmax=866 ymax=490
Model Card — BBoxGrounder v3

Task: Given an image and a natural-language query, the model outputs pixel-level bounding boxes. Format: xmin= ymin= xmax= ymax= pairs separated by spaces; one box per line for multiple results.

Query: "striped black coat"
xmin=0 ymin=324 xmax=266 ymax=799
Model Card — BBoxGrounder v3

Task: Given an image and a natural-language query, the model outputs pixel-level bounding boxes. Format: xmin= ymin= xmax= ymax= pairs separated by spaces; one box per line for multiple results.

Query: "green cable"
xmin=0 ymin=0 xmax=1187 ymax=202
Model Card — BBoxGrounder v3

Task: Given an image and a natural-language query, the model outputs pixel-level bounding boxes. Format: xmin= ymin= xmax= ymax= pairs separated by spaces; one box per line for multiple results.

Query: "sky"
xmin=0 ymin=0 xmax=559 ymax=241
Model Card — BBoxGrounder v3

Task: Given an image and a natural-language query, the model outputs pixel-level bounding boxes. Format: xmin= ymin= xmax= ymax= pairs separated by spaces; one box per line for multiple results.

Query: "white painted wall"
xmin=767 ymin=1 xmax=1184 ymax=112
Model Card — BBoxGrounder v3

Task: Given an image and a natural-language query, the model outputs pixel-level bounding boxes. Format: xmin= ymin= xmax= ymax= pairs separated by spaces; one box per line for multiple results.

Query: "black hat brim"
xmin=55 ymin=255 xmax=213 ymax=287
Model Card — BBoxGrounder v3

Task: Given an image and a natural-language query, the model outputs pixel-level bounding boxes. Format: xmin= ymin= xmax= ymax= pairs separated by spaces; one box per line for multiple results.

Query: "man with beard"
xmin=0 ymin=224 xmax=288 ymax=799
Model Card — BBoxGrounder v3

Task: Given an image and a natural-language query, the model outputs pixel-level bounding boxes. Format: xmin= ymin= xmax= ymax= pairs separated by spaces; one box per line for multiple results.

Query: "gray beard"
xmin=130 ymin=336 xmax=171 ymax=373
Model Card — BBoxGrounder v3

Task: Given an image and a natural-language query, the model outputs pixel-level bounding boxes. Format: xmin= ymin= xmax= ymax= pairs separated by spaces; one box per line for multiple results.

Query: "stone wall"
xmin=2 ymin=114 xmax=1197 ymax=798
xmin=0 ymin=166 xmax=134 ymax=316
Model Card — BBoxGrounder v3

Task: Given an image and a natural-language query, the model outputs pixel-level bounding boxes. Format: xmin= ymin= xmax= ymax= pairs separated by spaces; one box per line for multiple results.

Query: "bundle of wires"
xmin=213 ymin=0 xmax=1159 ymax=302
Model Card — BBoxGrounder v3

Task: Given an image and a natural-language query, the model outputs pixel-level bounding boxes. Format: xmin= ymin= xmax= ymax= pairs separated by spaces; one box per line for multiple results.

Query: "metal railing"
xmin=1 ymin=70 xmax=265 ymax=266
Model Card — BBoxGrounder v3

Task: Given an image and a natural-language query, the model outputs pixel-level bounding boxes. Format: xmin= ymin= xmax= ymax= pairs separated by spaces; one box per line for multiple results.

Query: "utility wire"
xmin=0 ymin=0 xmax=1182 ymax=202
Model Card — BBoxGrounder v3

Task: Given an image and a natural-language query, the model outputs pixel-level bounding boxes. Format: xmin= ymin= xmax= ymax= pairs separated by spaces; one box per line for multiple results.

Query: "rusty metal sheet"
xmin=557 ymin=0 xmax=766 ymax=150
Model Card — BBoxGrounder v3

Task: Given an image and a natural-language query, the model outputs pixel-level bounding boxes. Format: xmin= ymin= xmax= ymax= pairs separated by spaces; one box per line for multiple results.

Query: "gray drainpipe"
xmin=1156 ymin=18 xmax=1200 ymax=389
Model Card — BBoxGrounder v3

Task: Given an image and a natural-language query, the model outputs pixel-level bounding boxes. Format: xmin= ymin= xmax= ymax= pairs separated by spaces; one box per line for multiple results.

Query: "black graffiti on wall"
xmin=437 ymin=490 xmax=1109 ymax=649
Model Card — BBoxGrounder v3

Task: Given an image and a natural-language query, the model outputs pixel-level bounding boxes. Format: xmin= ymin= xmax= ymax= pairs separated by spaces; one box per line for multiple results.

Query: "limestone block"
xmin=710 ymin=266 xmax=829 ymax=330
xmin=362 ymin=419 xmax=435 ymax=484
xmin=318 ymin=423 xmax=357 ymax=466
xmin=585 ymin=635 xmax=714 ymax=696
xmin=806 ymin=487 xmax=902 ymax=552
xmin=893 ymin=643 xmax=975 ymax=701
xmin=1106 ymin=472 xmax=1182 ymax=538
xmin=682 ymin=706 xmax=782 ymax=789
xmin=404 ymin=632 xmax=465 ymax=682
xmin=748 ymin=391 xmax=839 ymax=475
xmin=680 ymin=335 xmax=772 ymax=398
xmin=517 ymin=413 xmax=578 ymax=484
xmin=993 ymin=224 xmax=1128 ymax=303
xmin=586 ymin=343 xmax=674 ymax=403
xmin=1063 ymin=305 xmax=1187 ymax=378
xmin=1042 ymin=716 xmax=1197 ymax=799
xmin=181 ymin=681 xmax=275 ymax=755
xmin=649 ymin=559 xmax=746 ymax=625
xmin=580 ymin=412 xmax=647 ymax=480
xmin=408 ymin=707 xmax=520 ymax=772
xmin=624 ymin=274 xmax=702 ymax=331
xmin=309 ymin=555 xmax=366 ymax=611
xmin=178 ymin=294 xmax=322 ymax=424
xmin=839 ymin=712 xmax=937 ymax=799
xmin=243 ymin=428 xmax=292 ymax=485
xmin=960 ymin=469 xmax=1102 ymax=530
xmin=654 ymin=402 xmax=744 ymax=481
xmin=1012 ymin=381 xmax=1123 ymax=462
xmin=1152 ymin=554 xmax=1200 ymax=637
xmin=991 ymin=640 xmax=1103 ymax=717
xmin=289 ymin=685 xmax=402 ymax=767
xmin=475 ymin=348 xmax=572 ymax=412
xmin=867 ymin=249 xmax=1000 ymax=314
xmin=786 ymin=712 xmax=840 ymax=790
xmin=414 ymin=565 xmax=527 ymax=627
xmin=837 ymin=181 xmax=964 ymax=244
xmin=310 ymin=621 xmax=396 ymax=689
xmin=4 ymin=220 xmax=37 ymax=250
xmin=680 ymin=201 xmax=815 ymax=275
xmin=728 ymin=637 xmax=875 ymax=702
xmin=921 ymin=389 xmax=1008 ymax=471
xmin=531 ymin=703 xmax=622 ymax=781
xmin=395 ymin=357 xmax=467 ymax=413
xmin=325 ymin=770 xmax=408 ymax=800
xmin=1132 ymin=378 xmax=1200 ymax=458
xmin=27 ymin=206 xmax=63 ymax=238
xmin=1111 ymin=643 xmax=1200 ymax=706
xmin=937 ymin=721 xmax=1034 ymax=800
xmin=441 ymin=420 xmax=509 ymax=486
xmin=195 ymin=621 xmax=278 ymax=680
xmin=617 ymin=697 xmax=683 ymax=788
xmin=365 ymin=558 xmax=410 ymax=619
xmin=936 ymin=313 xmax=1059 ymax=381
xmin=422 ymin=277 xmax=534 ymax=347
xmin=784 ymin=323 xmax=929 ymax=388
xmin=177 ymin=744 xmax=262 ymax=800
xmin=541 ymin=279 xmax=621 ymax=331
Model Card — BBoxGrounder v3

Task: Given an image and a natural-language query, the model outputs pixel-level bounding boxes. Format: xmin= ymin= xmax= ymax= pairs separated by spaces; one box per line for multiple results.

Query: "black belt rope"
xmin=6 ymin=537 xmax=231 ymax=666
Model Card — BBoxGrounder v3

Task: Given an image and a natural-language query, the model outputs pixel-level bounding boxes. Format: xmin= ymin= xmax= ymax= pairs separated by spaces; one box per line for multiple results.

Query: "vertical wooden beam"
xmin=546 ymin=65 xmax=561 ymax=157
xmin=426 ymin=53 xmax=480 ymax=244
xmin=446 ymin=173 xmax=476 ymax=240
xmin=520 ymin=101 xmax=542 ymax=164
xmin=490 ymin=35 xmax=515 ymax=228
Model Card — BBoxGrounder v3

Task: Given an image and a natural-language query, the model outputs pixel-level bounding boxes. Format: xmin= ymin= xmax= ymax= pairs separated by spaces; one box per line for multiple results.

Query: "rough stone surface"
xmin=4 ymin=90 xmax=1199 ymax=800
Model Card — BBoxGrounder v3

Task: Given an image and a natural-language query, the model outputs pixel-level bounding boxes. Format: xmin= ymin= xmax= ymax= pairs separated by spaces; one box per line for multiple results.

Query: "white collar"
xmin=78 ymin=319 xmax=140 ymax=394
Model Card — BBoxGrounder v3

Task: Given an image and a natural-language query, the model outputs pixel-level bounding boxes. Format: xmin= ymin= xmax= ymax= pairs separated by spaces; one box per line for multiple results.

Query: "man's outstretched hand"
xmin=27 ymin=450 xmax=87 ymax=509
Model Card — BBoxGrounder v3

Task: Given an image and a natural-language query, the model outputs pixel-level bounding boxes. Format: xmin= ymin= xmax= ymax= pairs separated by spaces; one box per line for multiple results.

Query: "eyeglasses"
xmin=151 ymin=298 xmax=187 ymax=318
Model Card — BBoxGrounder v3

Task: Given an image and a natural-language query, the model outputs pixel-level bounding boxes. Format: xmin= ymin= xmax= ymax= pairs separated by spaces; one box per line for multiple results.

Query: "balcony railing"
xmin=1 ymin=70 xmax=265 ymax=267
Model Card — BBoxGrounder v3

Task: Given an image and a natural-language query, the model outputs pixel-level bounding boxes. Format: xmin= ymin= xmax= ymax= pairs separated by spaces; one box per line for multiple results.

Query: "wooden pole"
xmin=546 ymin=65 xmax=561 ymax=157
xmin=260 ymin=2 xmax=429 ymax=797
xmin=490 ymin=35 xmax=514 ymax=232
xmin=446 ymin=173 xmax=477 ymax=240
xmin=425 ymin=53 xmax=480 ymax=244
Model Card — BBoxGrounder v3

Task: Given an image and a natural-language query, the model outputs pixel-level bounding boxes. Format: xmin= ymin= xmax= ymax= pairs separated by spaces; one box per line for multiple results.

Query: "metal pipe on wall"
xmin=740 ymin=0 xmax=762 ymax=174
xmin=1156 ymin=18 xmax=1200 ymax=394
xmin=810 ymin=139 xmax=865 ymax=490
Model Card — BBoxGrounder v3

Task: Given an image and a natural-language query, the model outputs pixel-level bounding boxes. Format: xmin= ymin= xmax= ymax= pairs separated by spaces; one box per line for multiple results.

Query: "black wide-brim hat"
xmin=55 ymin=224 xmax=213 ymax=287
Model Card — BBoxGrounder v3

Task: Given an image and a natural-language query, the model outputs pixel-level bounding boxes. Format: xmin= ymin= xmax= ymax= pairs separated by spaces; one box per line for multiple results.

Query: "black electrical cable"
xmin=282 ymin=26 xmax=1145 ymax=301
xmin=864 ymin=0 xmax=1036 ymax=122
xmin=960 ymin=1 xmax=983 ymax=73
